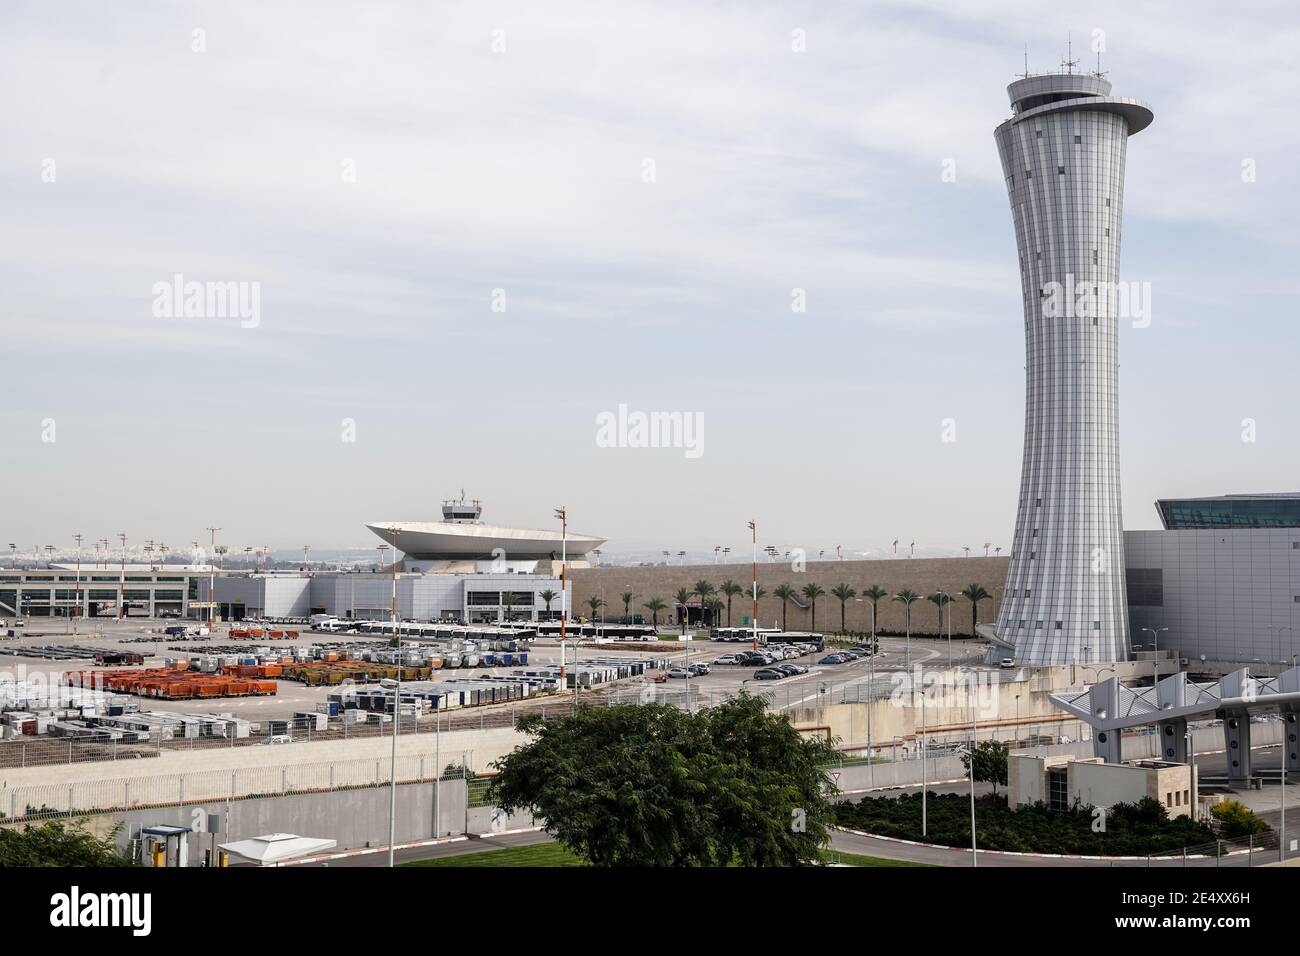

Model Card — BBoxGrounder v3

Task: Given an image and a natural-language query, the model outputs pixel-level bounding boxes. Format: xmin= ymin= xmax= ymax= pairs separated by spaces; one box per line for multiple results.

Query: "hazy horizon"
xmin=5 ymin=1 xmax=1300 ymax=558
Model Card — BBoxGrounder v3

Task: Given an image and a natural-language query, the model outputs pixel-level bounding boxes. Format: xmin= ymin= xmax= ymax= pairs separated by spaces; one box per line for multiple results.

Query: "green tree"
xmin=489 ymin=694 xmax=837 ymax=866
xmin=893 ymin=589 xmax=921 ymax=663
xmin=642 ymin=596 xmax=667 ymax=628
xmin=1210 ymin=799 xmax=1270 ymax=839
xmin=860 ymin=585 xmax=888 ymax=638
xmin=926 ymin=591 xmax=952 ymax=633
xmin=585 ymin=595 xmax=605 ymax=623
xmin=501 ymin=591 xmax=519 ymax=622
xmin=540 ymin=589 xmax=558 ymax=619
xmin=960 ymin=583 xmax=992 ymax=637
xmin=692 ymin=580 xmax=716 ymax=627
xmin=830 ymin=584 xmax=856 ymax=634
xmin=719 ymin=580 xmax=744 ymax=626
xmin=801 ymin=582 xmax=826 ymax=632
xmin=773 ymin=584 xmax=796 ymax=631
xmin=620 ymin=590 xmax=636 ymax=622
xmin=959 ymin=740 xmax=1008 ymax=794
xmin=0 ymin=820 xmax=134 ymax=867
xmin=673 ymin=586 xmax=694 ymax=634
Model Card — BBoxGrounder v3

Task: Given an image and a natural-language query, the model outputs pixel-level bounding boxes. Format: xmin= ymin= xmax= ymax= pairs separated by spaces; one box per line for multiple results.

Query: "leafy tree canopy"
xmin=0 ymin=820 xmax=134 ymax=867
xmin=490 ymin=693 xmax=837 ymax=866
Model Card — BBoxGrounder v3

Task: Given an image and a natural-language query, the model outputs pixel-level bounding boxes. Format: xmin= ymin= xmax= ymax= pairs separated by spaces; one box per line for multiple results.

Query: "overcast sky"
xmin=4 ymin=0 xmax=1300 ymax=561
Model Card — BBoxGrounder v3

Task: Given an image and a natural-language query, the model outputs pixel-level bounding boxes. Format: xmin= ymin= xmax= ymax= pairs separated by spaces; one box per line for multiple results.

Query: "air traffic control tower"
xmin=992 ymin=70 xmax=1153 ymax=665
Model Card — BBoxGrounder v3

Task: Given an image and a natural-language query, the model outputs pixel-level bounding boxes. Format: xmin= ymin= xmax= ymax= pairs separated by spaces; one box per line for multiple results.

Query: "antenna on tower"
xmin=1062 ymin=32 xmax=1079 ymax=74
xmin=1020 ymin=43 xmax=1030 ymax=79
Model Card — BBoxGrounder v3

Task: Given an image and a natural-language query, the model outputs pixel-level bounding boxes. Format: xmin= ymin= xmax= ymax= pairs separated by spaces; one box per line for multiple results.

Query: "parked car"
xmin=688 ymin=662 xmax=710 ymax=676
xmin=784 ymin=664 xmax=809 ymax=675
xmin=667 ymin=667 xmax=690 ymax=679
xmin=753 ymin=667 xmax=785 ymax=680
xmin=774 ymin=664 xmax=800 ymax=677
xmin=260 ymin=734 xmax=293 ymax=745
xmin=819 ymin=654 xmax=846 ymax=665
xmin=713 ymin=655 xmax=738 ymax=665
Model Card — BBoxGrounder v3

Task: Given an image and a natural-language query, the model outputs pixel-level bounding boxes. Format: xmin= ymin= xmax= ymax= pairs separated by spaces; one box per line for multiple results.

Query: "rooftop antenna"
xmin=1094 ymin=47 xmax=1107 ymax=79
xmin=1019 ymin=43 xmax=1030 ymax=79
xmin=1061 ymin=32 xmax=1079 ymax=74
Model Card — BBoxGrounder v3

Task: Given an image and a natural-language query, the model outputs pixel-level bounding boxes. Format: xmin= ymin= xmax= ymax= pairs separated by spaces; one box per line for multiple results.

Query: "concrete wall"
xmin=106 ymin=778 xmax=469 ymax=862
xmin=570 ymin=556 xmax=1008 ymax=634
xmin=0 ymin=724 xmax=526 ymax=791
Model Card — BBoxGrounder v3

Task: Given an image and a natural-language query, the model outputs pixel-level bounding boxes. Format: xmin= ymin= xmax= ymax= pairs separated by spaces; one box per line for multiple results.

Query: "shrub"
xmin=1210 ymin=799 xmax=1270 ymax=839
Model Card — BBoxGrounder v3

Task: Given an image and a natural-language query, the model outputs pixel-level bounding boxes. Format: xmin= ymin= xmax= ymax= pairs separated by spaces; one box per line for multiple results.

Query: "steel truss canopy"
xmin=1052 ymin=668 xmax=1300 ymax=732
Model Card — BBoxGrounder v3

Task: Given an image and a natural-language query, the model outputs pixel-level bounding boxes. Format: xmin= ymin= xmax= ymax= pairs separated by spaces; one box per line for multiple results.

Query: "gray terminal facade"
xmin=993 ymin=73 xmax=1154 ymax=665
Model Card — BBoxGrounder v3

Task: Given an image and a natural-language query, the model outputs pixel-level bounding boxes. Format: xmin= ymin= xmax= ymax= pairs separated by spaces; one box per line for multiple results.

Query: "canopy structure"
xmin=1050 ymin=667 xmax=1300 ymax=780
xmin=218 ymin=833 xmax=337 ymax=866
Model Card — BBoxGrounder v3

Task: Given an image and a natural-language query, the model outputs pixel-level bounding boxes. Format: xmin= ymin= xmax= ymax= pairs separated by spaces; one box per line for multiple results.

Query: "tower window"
xmin=1026 ymin=169 xmax=1033 ymax=179
xmin=1074 ymin=134 xmax=1082 ymax=144
xmin=1035 ymin=620 xmax=1043 ymax=629
xmin=1093 ymin=250 xmax=1098 ymax=264
xmin=1055 ymin=621 xmax=1063 ymax=630
xmin=1106 ymin=197 xmax=1111 ymax=207
xmin=1094 ymin=621 xmax=1101 ymax=629
xmin=1057 ymin=166 xmax=1065 ymax=175
xmin=1036 ymin=129 xmax=1043 ymax=139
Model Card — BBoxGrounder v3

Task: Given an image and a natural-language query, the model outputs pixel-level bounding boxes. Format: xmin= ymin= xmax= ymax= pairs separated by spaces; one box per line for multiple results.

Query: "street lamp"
xmin=1141 ymin=626 xmax=1169 ymax=678
xmin=385 ymin=525 xmax=400 ymax=868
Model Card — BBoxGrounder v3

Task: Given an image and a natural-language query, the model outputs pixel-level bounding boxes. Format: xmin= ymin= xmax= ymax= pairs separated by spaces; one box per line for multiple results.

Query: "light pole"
xmin=554 ymin=508 xmax=569 ymax=699
xmin=72 ymin=533 xmax=82 ymax=634
xmin=386 ymin=526 xmax=400 ymax=868
xmin=117 ymin=533 xmax=127 ymax=621
xmin=1141 ymin=626 xmax=1168 ymax=677
xmin=969 ymin=670 xmax=978 ymax=867
xmin=206 ymin=527 xmax=221 ymax=629
xmin=919 ymin=664 xmax=927 ymax=838
xmin=748 ymin=520 xmax=758 ymax=653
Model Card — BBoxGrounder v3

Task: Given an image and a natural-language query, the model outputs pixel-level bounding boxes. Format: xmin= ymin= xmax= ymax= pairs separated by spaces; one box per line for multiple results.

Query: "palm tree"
xmin=719 ymin=579 xmax=744 ymax=626
xmin=673 ymin=586 xmax=694 ymax=634
xmin=642 ymin=596 xmax=667 ymax=629
xmin=621 ymin=590 xmax=636 ymax=622
xmin=773 ymin=583 xmax=796 ymax=631
xmin=801 ymin=582 xmax=826 ymax=632
xmin=893 ymin=588 xmax=921 ymax=667
xmin=830 ymin=583 xmax=856 ymax=634
xmin=706 ymin=597 xmax=725 ymax=626
xmin=501 ymin=591 xmax=519 ymax=622
xmin=692 ymin=579 xmax=716 ymax=627
xmin=860 ymin=585 xmax=888 ymax=639
xmin=960 ymin=583 xmax=992 ymax=638
xmin=926 ymin=591 xmax=952 ymax=633
xmin=586 ymin=595 xmax=605 ymax=623
xmin=540 ymin=588 xmax=558 ymax=620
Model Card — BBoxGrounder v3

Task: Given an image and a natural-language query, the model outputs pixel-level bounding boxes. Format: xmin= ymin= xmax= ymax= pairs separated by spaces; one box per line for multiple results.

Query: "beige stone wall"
xmin=569 ymin=556 xmax=1009 ymax=634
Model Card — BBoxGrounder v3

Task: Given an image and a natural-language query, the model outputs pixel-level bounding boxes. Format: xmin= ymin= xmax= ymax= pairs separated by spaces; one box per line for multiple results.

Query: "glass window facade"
xmin=1157 ymin=496 xmax=1300 ymax=529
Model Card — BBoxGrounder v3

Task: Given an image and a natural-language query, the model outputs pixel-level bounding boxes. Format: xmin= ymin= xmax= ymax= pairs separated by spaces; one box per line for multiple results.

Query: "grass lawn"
xmin=402 ymin=842 xmax=587 ymax=867
xmin=822 ymin=849 xmax=932 ymax=867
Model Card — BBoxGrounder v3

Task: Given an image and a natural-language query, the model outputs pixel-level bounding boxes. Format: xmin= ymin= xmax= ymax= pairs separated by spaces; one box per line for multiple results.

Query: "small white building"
xmin=1008 ymin=753 xmax=1197 ymax=819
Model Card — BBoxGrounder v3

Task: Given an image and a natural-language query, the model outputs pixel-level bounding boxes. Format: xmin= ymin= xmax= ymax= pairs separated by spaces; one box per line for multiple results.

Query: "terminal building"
xmin=0 ymin=565 xmax=208 ymax=619
xmin=200 ymin=498 xmax=593 ymax=624
xmin=1125 ymin=494 xmax=1300 ymax=666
